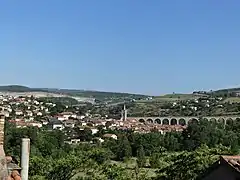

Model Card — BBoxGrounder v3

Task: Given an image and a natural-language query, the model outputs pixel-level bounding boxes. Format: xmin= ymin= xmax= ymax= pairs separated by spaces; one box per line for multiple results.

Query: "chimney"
xmin=21 ymin=138 xmax=30 ymax=180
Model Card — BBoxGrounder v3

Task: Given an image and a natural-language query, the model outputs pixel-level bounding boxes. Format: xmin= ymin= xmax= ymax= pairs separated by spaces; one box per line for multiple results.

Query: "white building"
xmin=103 ymin=134 xmax=118 ymax=140
xmin=15 ymin=110 xmax=23 ymax=116
xmin=90 ymin=128 xmax=99 ymax=135
xmin=48 ymin=119 xmax=64 ymax=130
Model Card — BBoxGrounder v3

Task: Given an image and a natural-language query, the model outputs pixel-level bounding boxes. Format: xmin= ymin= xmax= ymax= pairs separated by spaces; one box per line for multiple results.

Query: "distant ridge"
xmin=0 ymin=85 xmax=34 ymax=92
xmin=0 ymin=85 xmax=147 ymax=98
xmin=213 ymin=87 xmax=240 ymax=94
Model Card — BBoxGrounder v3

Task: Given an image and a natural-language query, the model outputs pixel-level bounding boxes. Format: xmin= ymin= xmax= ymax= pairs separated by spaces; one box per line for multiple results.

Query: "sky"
xmin=0 ymin=0 xmax=240 ymax=95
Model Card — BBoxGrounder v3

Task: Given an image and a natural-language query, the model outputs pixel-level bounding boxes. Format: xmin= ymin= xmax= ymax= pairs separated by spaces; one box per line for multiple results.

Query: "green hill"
xmin=0 ymin=85 xmax=32 ymax=92
xmin=214 ymin=87 xmax=240 ymax=94
xmin=0 ymin=85 xmax=147 ymax=101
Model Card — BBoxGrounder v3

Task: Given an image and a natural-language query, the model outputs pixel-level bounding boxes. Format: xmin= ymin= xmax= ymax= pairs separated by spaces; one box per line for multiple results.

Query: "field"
xmin=72 ymin=158 xmax=157 ymax=179
xmin=223 ymin=97 xmax=240 ymax=103
xmin=72 ymin=151 xmax=184 ymax=179
xmin=138 ymin=93 xmax=198 ymax=103
xmin=110 ymin=158 xmax=157 ymax=178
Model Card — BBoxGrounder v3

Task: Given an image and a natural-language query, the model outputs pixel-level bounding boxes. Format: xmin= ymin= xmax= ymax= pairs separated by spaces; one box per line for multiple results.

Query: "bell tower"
xmin=121 ymin=104 xmax=128 ymax=121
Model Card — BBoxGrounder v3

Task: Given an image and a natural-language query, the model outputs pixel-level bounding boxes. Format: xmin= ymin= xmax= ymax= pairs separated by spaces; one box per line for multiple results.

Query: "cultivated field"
xmin=223 ymin=97 xmax=240 ymax=103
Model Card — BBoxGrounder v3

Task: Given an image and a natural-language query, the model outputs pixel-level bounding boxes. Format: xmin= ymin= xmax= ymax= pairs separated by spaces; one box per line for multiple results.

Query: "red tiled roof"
xmin=221 ymin=155 xmax=240 ymax=172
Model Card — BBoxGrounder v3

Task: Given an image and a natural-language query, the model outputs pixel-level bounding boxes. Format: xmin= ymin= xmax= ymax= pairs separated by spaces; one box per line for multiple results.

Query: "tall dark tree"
xmin=136 ymin=145 xmax=146 ymax=168
xmin=116 ymin=136 xmax=132 ymax=161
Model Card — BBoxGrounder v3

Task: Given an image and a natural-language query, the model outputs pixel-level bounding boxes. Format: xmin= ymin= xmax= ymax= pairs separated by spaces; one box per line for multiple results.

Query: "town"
xmin=1 ymin=89 xmax=240 ymax=145
xmin=2 ymin=88 xmax=240 ymax=179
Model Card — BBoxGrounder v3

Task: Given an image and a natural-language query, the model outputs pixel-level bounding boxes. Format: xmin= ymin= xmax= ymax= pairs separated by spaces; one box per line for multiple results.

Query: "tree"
xmin=46 ymin=155 xmax=81 ymax=180
xmin=29 ymin=156 xmax=52 ymax=177
xmin=182 ymin=120 xmax=225 ymax=151
xmin=136 ymin=145 xmax=146 ymax=167
xmin=75 ymin=127 xmax=93 ymax=141
xmin=105 ymin=121 xmax=112 ymax=129
xmin=116 ymin=136 xmax=132 ymax=161
xmin=96 ymin=125 xmax=105 ymax=137
xmin=149 ymin=153 xmax=163 ymax=169
xmin=102 ymin=164 xmax=131 ymax=180
xmin=156 ymin=145 xmax=231 ymax=180
xmin=89 ymin=148 xmax=112 ymax=165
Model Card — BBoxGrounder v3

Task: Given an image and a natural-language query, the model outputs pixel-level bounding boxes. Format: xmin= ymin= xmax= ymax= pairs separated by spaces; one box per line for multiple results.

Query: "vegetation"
xmin=0 ymin=85 xmax=148 ymax=104
xmin=0 ymin=85 xmax=33 ymax=92
xmin=38 ymin=97 xmax=79 ymax=106
xmin=4 ymin=118 xmax=240 ymax=180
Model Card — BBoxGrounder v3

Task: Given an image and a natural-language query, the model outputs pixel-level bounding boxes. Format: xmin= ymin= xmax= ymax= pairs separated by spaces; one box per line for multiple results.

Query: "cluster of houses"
xmin=0 ymin=94 xmax=189 ymax=145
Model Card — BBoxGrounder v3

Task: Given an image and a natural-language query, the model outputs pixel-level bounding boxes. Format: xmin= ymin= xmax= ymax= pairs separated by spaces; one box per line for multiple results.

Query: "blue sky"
xmin=0 ymin=0 xmax=240 ymax=95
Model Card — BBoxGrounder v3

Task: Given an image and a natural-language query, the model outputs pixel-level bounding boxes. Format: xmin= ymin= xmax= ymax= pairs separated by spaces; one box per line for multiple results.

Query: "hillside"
xmin=214 ymin=87 xmax=240 ymax=94
xmin=0 ymin=85 xmax=147 ymax=100
xmin=0 ymin=85 xmax=38 ymax=92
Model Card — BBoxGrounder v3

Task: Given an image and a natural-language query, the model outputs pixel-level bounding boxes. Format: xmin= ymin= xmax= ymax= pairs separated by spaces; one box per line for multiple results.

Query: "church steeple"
xmin=121 ymin=104 xmax=127 ymax=121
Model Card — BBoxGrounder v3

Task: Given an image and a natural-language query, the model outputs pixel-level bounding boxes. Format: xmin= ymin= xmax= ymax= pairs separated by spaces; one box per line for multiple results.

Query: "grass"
xmin=111 ymin=158 xmax=157 ymax=178
xmin=137 ymin=93 xmax=197 ymax=103
xmin=223 ymin=97 xmax=240 ymax=103
xmin=72 ymin=158 xmax=157 ymax=179
xmin=72 ymin=152 xmax=183 ymax=179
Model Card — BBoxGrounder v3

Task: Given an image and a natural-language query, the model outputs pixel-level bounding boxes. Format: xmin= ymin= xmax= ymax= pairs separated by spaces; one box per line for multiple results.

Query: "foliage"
xmin=136 ymin=145 xmax=146 ymax=167
xmin=115 ymin=135 xmax=132 ymax=161
xmin=5 ymin=118 xmax=240 ymax=180
xmin=38 ymin=97 xmax=79 ymax=106
xmin=156 ymin=145 xmax=231 ymax=180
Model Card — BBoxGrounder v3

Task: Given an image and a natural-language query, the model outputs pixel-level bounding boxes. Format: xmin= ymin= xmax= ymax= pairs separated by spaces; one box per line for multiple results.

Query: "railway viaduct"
xmin=128 ymin=116 xmax=240 ymax=126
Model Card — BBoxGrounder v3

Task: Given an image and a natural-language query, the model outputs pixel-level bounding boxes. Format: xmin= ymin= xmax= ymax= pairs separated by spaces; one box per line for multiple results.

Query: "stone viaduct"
xmin=128 ymin=116 xmax=240 ymax=126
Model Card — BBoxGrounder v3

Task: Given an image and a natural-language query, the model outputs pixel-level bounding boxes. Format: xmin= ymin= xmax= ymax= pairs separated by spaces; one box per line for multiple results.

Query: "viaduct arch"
xmin=130 ymin=116 xmax=240 ymax=126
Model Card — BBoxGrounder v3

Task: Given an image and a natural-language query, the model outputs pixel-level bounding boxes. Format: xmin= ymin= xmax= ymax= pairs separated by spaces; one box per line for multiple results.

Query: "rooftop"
xmin=221 ymin=155 xmax=240 ymax=172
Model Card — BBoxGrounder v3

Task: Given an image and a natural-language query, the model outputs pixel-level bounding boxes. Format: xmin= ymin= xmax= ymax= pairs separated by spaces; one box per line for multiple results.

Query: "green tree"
xmin=156 ymin=145 xmax=231 ymax=180
xmin=136 ymin=145 xmax=146 ymax=167
xmin=89 ymin=148 xmax=112 ymax=165
xmin=29 ymin=156 xmax=52 ymax=177
xmin=102 ymin=164 xmax=131 ymax=180
xmin=46 ymin=155 xmax=81 ymax=180
xmin=116 ymin=136 xmax=132 ymax=161
xmin=149 ymin=153 xmax=163 ymax=169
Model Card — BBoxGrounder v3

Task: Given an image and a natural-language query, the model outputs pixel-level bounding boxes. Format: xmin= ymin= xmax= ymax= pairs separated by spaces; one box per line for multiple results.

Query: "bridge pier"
xmin=177 ymin=119 xmax=180 ymax=125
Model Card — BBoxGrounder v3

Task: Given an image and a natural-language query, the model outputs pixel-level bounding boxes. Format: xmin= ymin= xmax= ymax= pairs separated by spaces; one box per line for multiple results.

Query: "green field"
xmin=223 ymin=97 xmax=240 ymax=103
xmin=138 ymin=93 xmax=198 ymax=103
xmin=110 ymin=158 xmax=157 ymax=178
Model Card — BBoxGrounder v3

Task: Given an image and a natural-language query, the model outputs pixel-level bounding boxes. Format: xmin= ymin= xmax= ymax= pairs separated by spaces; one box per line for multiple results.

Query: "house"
xmin=63 ymin=120 xmax=76 ymax=128
xmin=64 ymin=138 xmax=81 ymax=144
xmin=60 ymin=112 xmax=77 ymax=120
xmin=90 ymin=128 xmax=99 ymax=135
xmin=48 ymin=118 xmax=64 ymax=130
xmin=56 ymin=115 xmax=65 ymax=121
xmin=77 ymin=115 xmax=85 ymax=120
xmin=37 ymin=112 xmax=43 ymax=116
xmin=15 ymin=110 xmax=23 ymax=116
xmin=200 ymin=155 xmax=240 ymax=180
xmin=41 ymin=120 xmax=48 ymax=125
xmin=102 ymin=134 xmax=118 ymax=140
xmin=29 ymin=122 xmax=43 ymax=128
xmin=93 ymin=137 xmax=104 ymax=143
xmin=79 ymin=121 xmax=87 ymax=126
xmin=1 ymin=111 xmax=9 ymax=117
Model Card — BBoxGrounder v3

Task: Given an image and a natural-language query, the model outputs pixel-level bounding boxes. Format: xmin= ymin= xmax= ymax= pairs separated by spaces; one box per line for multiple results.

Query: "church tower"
xmin=121 ymin=104 xmax=128 ymax=121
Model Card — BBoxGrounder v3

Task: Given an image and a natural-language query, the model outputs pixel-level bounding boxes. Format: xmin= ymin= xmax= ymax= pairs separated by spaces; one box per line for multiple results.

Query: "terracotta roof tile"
xmin=221 ymin=155 xmax=240 ymax=172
